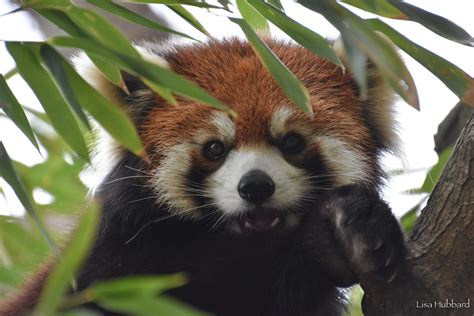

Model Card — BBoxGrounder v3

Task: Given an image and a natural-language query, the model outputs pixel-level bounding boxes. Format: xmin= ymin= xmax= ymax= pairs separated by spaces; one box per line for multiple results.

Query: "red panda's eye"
xmin=203 ymin=140 xmax=226 ymax=161
xmin=281 ymin=133 xmax=305 ymax=154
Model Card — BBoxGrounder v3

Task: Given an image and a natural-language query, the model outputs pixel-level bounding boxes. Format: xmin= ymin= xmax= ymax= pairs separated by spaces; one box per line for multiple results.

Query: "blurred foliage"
xmin=0 ymin=0 xmax=472 ymax=315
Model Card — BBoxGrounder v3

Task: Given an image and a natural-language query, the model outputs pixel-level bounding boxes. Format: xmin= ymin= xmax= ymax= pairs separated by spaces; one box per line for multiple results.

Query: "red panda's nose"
xmin=238 ymin=170 xmax=275 ymax=205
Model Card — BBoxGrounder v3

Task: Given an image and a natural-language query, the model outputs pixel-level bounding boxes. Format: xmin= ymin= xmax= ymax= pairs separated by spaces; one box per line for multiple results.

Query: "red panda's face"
xmin=140 ymin=100 xmax=375 ymax=234
xmin=78 ymin=38 xmax=397 ymax=234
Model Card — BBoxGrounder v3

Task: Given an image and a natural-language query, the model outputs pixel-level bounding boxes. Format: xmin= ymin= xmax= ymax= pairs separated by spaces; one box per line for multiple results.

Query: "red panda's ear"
xmin=72 ymin=45 xmax=169 ymax=191
xmin=71 ymin=45 xmax=168 ymax=114
xmin=332 ymin=37 xmax=400 ymax=155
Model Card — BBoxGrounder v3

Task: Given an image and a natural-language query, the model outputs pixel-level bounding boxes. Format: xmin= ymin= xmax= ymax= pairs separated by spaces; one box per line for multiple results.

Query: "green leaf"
xmin=0 ymin=75 xmax=40 ymax=151
xmin=339 ymin=33 xmax=368 ymax=98
xmin=247 ymin=0 xmax=342 ymax=67
xmin=72 ymin=275 xmax=204 ymax=316
xmin=127 ymin=0 xmax=223 ymax=9
xmin=143 ymin=79 xmax=177 ymax=105
xmin=33 ymin=205 xmax=99 ymax=316
xmin=39 ymin=52 xmax=91 ymax=130
xmin=98 ymin=296 xmax=205 ymax=316
xmin=0 ymin=266 xmax=22 ymax=286
xmin=6 ymin=42 xmax=89 ymax=161
xmin=0 ymin=215 xmax=50 ymax=272
xmin=217 ymin=0 xmax=231 ymax=10
xmin=59 ymin=308 xmax=102 ymax=316
xmin=388 ymin=0 xmax=474 ymax=47
xmin=420 ymin=147 xmax=453 ymax=193
xmin=299 ymin=0 xmax=419 ymax=109
xmin=86 ymin=0 xmax=195 ymax=40
xmin=340 ymin=0 xmax=406 ymax=19
xmin=230 ymin=18 xmax=312 ymax=114
xmin=92 ymin=274 xmax=188 ymax=299
xmin=400 ymin=200 xmax=425 ymax=233
xmin=36 ymin=8 xmax=86 ymax=36
xmin=22 ymin=0 xmax=70 ymax=10
xmin=0 ymin=142 xmax=54 ymax=248
xmin=367 ymin=19 xmax=474 ymax=107
xmin=237 ymin=0 xmax=269 ymax=32
xmin=49 ymin=36 xmax=234 ymax=115
xmin=36 ymin=8 xmax=124 ymax=88
xmin=66 ymin=5 xmax=144 ymax=87
xmin=267 ymin=0 xmax=284 ymax=11
xmin=167 ymin=5 xmax=210 ymax=37
xmin=40 ymin=44 xmax=144 ymax=156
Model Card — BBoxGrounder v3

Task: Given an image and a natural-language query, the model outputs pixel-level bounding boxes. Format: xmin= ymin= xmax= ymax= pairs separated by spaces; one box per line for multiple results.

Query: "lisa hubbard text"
xmin=416 ymin=299 xmax=471 ymax=309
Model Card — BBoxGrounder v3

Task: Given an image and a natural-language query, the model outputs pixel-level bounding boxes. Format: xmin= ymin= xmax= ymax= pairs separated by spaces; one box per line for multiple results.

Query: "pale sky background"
xmin=0 ymin=0 xmax=473 ymax=217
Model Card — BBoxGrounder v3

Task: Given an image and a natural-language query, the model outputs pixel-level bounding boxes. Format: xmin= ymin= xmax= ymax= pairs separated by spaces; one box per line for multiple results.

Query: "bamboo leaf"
xmin=66 ymin=5 xmax=144 ymax=88
xmin=0 ymin=75 xmax=40 ymax=151
xmin=167 ymin=5 xmax=210 ymax=37
xmin=388 ymin=0 xmax=474 ymax=47
xmin=420 ymin=147 xmax=453 ymax=193
xmin=33 ymin=205 xmax=99 ymax=316
xmin=49 ymin=36 xmax=234 ymax=115
xmin=97 ymin=296 xmax=206 ymax=316
xmin=267 ymin=0 xmax=284 ymax=11
xmin=36 ymin=8 xmax=86 ymax=36
xmin=86 ymin=0 xmax=195 ymax=40
xmin=230 ymin=18 xmax=312 ymax=114
xmin=217 ymin=0 xmax=231 ymax=10
xmin=236 ymin=0 xmax=269 ymax=32
xmin=339 ymin=33 xmax=368 ymax=98
xmin=340 ymin=0 xmax=406 ymax=19
xmin=36 ymin=8 xmax=125 ymax=90
xmin=40 ymin=44 xmax=144 ymax=155
xmin=92 ymin=274 xmax=188 ymax=299
xmin=0 ymin=142 xmax=54 ymax=248
xmin=66 ymin=6 xmax=140 ymax=58
xmin=367 ymin=19 xmax=474 ymax=107
xmin=143 ymin=79 xmax=177 ymax=105
xmin=22 ymin=0 xmax=70 ymax=10
xmin=127 ymin=0 xmax=223 ymax=9
xmin=400 ymin=200 xmax=425 ymax=233
xmin=247 ymin=0 xmax=342 ymax=67
xmin=6 ymin=42 xmax=89 ymax=160
xmin=299 ymin=0 xmax=419 ymax=109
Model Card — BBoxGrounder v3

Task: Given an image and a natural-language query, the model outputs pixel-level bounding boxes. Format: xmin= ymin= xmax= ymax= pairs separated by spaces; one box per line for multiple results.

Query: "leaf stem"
xmin=4 ymin=68 xmax=18 ymax=80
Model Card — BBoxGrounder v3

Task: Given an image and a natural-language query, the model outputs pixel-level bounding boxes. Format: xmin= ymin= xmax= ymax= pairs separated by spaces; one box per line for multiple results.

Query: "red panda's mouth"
xmin=239 ymin=209 xmax=284 ymax=232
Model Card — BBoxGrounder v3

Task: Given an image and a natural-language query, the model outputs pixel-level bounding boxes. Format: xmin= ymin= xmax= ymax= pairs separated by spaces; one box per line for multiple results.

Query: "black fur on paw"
xmin=322 ymin=185 xmax=407 ymax=284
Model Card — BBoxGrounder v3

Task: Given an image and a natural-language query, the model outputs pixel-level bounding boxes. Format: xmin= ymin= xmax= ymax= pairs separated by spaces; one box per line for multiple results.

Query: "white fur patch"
xmin=82 ymin=125 xmax=124 ymax=195
xmin=315 ymin=136 xmax=370 ymax=185
xmin=153 ymin=143 xmax=197 ymax=217
xmin=212 ymin=112 xmax=235 ymax=141
xmin=270 ymin=106 xmax=294 ymax=138
xmin=208 ymin=146 xmax=310 ymax=216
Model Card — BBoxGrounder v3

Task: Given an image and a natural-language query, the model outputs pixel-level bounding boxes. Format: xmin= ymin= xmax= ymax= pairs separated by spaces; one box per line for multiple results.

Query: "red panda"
xmin=0 ymin=38 xmax=406 ymax=316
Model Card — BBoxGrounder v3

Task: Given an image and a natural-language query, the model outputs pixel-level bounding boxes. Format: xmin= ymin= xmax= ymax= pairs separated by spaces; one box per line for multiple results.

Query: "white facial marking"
xmin=154 ymin=143 xmax=197 ymax=217
xmin=315 ymin=136 xmax=370 ymax=185
xmin=209 ymin=147 xmax=310 ymax=216
xmin=270 ymin=106 xmax=294 ymax=138
xmin=212 ymin=112 xmax=235 ymax=141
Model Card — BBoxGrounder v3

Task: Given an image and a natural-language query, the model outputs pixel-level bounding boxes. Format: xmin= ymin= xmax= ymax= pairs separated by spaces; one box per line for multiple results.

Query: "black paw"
xmin=323 ymin=185 xmax=406 ymax=283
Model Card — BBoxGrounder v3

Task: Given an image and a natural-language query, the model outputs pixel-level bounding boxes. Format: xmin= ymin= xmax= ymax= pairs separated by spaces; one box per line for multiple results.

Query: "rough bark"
xmin=361 ymin=114 xmax=474 ymax=315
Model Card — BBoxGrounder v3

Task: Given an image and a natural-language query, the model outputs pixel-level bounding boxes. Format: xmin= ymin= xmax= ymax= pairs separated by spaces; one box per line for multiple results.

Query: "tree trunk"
xmin=361 ymin=114 xmax=474 ymax=315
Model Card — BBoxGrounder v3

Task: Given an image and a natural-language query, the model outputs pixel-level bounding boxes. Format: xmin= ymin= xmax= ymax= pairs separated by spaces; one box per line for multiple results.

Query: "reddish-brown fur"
xmin=141 ymin=38 xmax=376 ymax=174
xmin=0 ymin=260 xmax=54 ymax=315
